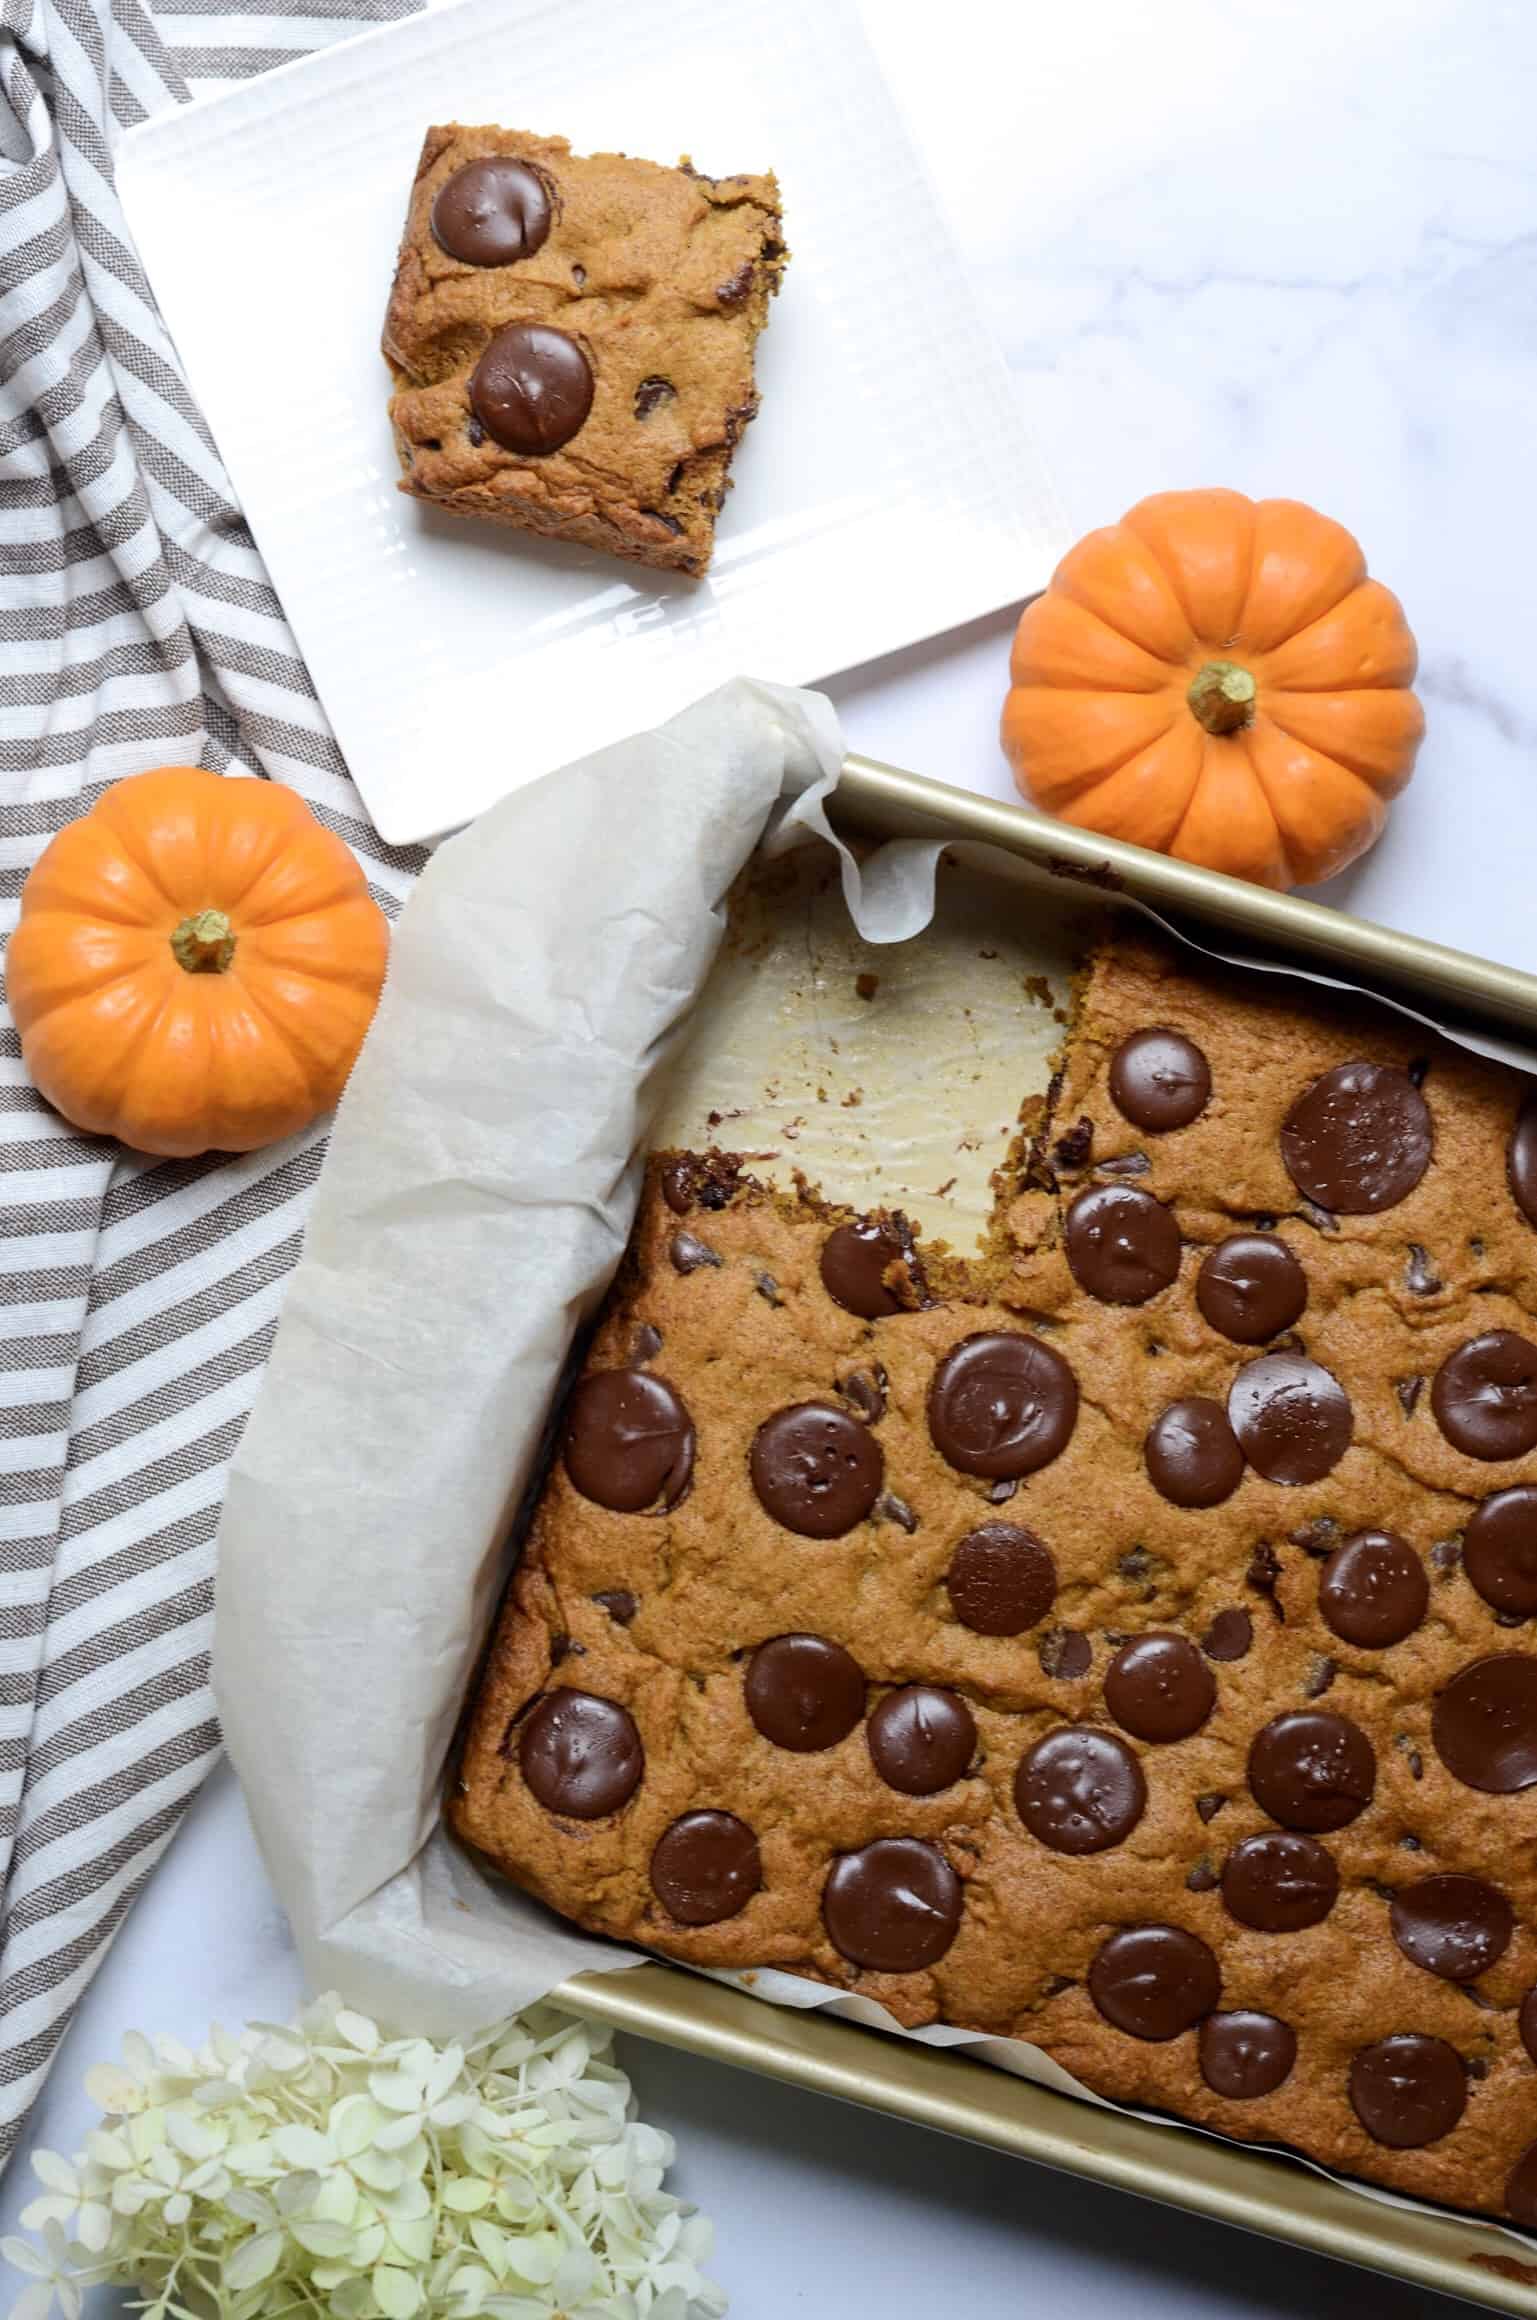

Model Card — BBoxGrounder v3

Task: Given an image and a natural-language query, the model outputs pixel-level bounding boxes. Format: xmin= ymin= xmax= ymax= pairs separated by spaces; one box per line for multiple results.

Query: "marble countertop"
xmin=6 ymin=0 xmax=1534 ymax=2310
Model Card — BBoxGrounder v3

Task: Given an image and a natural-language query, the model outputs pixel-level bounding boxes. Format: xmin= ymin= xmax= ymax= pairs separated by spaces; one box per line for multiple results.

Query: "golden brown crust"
xmin=383 ymin=126 xmax=785 ymax=575
xmin=452 ymin=930 xmax=1537 ymax=2224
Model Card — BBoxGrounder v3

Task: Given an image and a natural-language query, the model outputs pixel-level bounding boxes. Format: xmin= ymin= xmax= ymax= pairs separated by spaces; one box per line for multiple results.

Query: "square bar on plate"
xmin=382 ymin=125 xmax=786 ymax=574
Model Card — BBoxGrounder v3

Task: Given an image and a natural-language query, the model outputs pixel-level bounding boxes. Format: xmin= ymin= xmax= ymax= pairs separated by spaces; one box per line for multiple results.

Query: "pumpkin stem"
xmin=1187 ymin=660 xmax=1257 ymax=736
xmin=170 ymin=908 xmax=236 ymax=974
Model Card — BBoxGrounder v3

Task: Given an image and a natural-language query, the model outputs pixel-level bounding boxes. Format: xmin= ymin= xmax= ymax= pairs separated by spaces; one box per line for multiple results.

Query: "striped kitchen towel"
xmin=0 ymin=0 xmax=424 ymax=2166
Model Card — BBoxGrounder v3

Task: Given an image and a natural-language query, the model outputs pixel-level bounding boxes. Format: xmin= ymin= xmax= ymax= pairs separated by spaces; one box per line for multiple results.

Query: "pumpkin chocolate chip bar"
xmin=451 ymin=932 xmax=1537 ymax=2228
xmin=382 ymin=126 xmax=786 ymax=575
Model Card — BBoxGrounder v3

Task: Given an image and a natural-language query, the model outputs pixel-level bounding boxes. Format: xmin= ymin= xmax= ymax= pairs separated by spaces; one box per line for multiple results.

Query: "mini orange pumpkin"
xmin=9 ymin=767 xmax=389 ymax=1157
xmin=1001 ymin=489 xmax=1424 ymax=889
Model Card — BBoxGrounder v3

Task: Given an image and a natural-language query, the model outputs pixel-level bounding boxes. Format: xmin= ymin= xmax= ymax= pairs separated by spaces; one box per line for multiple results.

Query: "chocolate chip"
xmin=629 ymin=1322 xmax=662 ymax=1363
xmin=634 ymin=375 xmax=677 ymax=419
xmin=1037 ymin=1627 xmax=1092 ymax=1680
xmin=1407 ymin=1057 xmax=1431 ymax=1088
xmin=1095 ymin=1151 xmax=1151 ymax=1178
xmin=821 ymin=1216 xmax=921 ymax=1318
xmin=1395 ymin=1733 xmax=1425 ymax=1780
xmin=1432 ymin=1537 xmax=1462 ymax=1574
xmin=715 ymin=260 xmax=756 ymax=307
xmin=1400 ymin=1832 xmax=1422 ymax=1850
xmin=1246 ymin=1541 xmax=1282 ymax=1605
xmin=1290 ymin=1517 xmax=1339 ymax=1557
xmin=1395 ymin=1375 xmax=1425 ymax=1417
xmin=466 ymin=414 xmax=486 ymax=446
xmin=754 ymin=1271 xmax=784 ymax=1305
xmin=1195 ymin=1792 xmax=1226 ymax=1823
xmin=876 ymin=1492 xmax=918 ymax=1533
xmin=838 ymin=1367 xmax=887 ymax=1424
xmin=1202 ymin=1608 xmax=1252 ymax=1662
xmin=1118 ymin=1547 xmax=1153 ymax=1582
xmin=669 ymin=1231 xmax=721 ymax=1275
xmin=1304 ymin=1654 xmax=1337 ymax=1698
xmin=1052 ymin=1116 xmax=1094 ymax=1171
xmin=548 ymin=1633 xmax=576 ymax=1664
xmin=571 ymin=262 xmax=586 ymax=287
xmin=1405 ymin=1243 xmax=1442 ymax=1296
xmin=988 ymin=1478 xmax=1018 ymax=1504
xmin=1186 ymin=1861 xmax=1219 ymax=1893
xmin=594 ymin=1589 xmax=638 ymax=1624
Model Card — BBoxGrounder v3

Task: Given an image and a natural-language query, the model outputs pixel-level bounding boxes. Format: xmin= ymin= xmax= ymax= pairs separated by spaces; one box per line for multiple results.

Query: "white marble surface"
xmin=6 ymin=0 xmax=1535 ymax=2309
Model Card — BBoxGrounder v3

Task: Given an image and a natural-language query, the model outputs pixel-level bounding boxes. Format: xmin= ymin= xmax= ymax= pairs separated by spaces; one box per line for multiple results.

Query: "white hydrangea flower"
xmin=2 ymin=2000 xmax=726 ymax=2320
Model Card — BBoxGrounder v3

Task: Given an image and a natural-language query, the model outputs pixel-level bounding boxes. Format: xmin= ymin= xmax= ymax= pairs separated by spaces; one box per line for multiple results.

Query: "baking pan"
xmin=550 ymin=751 xmax=1537 ymax=2316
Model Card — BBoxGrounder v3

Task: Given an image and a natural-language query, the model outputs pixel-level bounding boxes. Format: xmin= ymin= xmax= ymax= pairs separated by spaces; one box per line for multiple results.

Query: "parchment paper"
xmin=216 ymin=677 xmax=1533 ymax=2253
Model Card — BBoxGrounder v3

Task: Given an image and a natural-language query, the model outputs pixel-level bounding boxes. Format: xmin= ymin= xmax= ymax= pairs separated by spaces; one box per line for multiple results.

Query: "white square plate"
xmin=118 ymin=0 xmax=1061 ymax=844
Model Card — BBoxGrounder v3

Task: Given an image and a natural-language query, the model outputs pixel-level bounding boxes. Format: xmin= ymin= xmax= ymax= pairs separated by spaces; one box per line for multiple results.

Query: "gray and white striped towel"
xmin=0 ymin=0 xmax=425 ymax=2167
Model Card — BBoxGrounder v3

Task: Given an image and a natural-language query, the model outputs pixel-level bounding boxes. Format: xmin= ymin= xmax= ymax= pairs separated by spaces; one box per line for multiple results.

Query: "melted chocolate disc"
xmin=1104 ymin=1634 xmax=1215 ymax=1744
xmin=1221 ymin=1831 xmax=1339 ymax=1931
xmin=1063 ymin=1184 xmax=1182 ymax=1305
xmin=564 ymin=1370 xmax=694 ymax=1512
xmin=928 ymin=1333 xmax=1078 ymax=1478
xmin=1280 ymin=1063 xmax=1432 ymax=1214
xmin=822 ymin=1838 xmax=962 ymax=1973
xmin=867 ymin=1686 xmax=976 ymax=1795
xmin=1145 ymin=1397 xmax=1245 ymax=1508
xmin=1432 ymin=1655 xmax=1537 ymax=1792
xmin=1015 ymin=1728 xmax=1146 ymax=1853
xmin=745 ymin=1634 xmax=865 ymax=1752
xmin=1389 ymin=1874 xmax=1513 ymax=1982
xmin=945 ymin=1524 xmax=1057 ymax=1635
xmin=1108 ymin=1029 xmax=1212 ymax=1132
xmin=1317 ymin=1530 xmax=1428 ymax=1649
xmin=1228 ymin=1353 xmax=1352 ymax=1486
xmin=1089 ymin=1924 xmax=1221 ymax=2041
xmin=1197 ymin=1234 xmax=1308 ymax=1344
xmin=469 ymin=323 xmax=594 ymax=456
xmin=1348 ymin=2035 xmax=1466 ymax=2148
xmin=520 ymin=1690 xmax=643 ymax=1818
xmin=1431 ymin=1331 xmax=1537 ymax=1462
xmin=650 ymin=1811 xmax=761 ymax=1925
xmin=750 ymin=1403 xmax=883 ymax=1537
xmin=432 ymin=156 xmax=552 ymax=266
xmin=1199 ymin=2011 xmax=1297 ymax=2100
xmin=1247 ymin=1710 xmax=1375 ymax=1831
xmin=1465 ymin=1487 xmax=1537 ymax=1616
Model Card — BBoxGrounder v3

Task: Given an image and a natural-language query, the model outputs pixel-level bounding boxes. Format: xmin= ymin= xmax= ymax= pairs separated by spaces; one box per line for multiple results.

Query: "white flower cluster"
xmin=2 ymin=1997 xmax=725 ymax=2320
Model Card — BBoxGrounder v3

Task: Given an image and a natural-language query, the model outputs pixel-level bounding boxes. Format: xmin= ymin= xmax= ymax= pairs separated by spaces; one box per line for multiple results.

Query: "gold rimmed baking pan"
xmin=555 ymin=752 xmax=1537 ymax=2316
